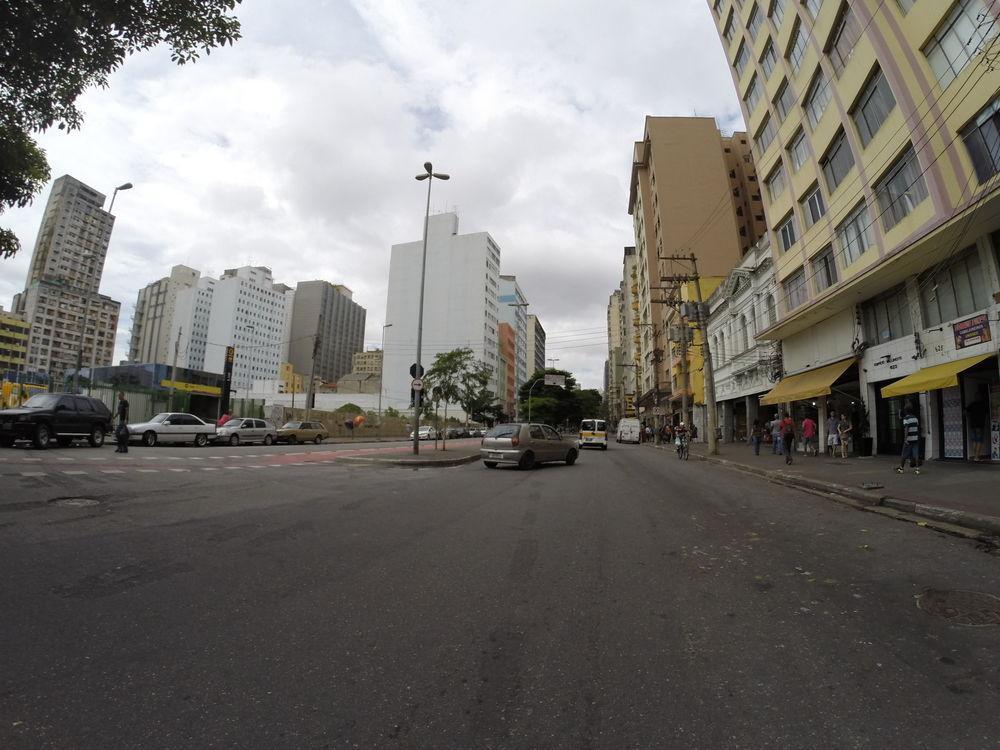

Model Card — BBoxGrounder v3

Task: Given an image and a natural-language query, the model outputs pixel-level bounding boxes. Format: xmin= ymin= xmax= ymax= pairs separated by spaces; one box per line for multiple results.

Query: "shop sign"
xmin=953 ymin=313 xmax=992 ymax=350
xmin=871 ymin=353 xmax=903 ymax=371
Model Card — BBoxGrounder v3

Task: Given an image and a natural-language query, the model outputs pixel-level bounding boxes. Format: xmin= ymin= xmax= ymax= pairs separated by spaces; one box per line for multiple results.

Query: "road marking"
xmin=201 ymin=467 xmax=219 ymax=471
xmin=206 ymin=456 xmax=223 ymax=460
xmin=141 ymin=456 xmax=160 ymax=460
xmin=227 ymin=455 xmax=241 ymax=458
xmin=57 ymin=457 xmax=74 ymax=462
xmin=62 ymin=470 xmax=87 ymax=475
xmin=22 ymin=458 xmax=42 ymax=462
xmin=288 ymin=452 xmax=305 ymax=455
xmin=21 ymin=471 xmax=46 ymax=477
xmin=224 ymin=466 xmax=241 ymax=470
xmin=101 ymin=469 xmax=125 ymax=474
xmin=85 ymin=456 xmax=107 ymax=461
xmin=168 ymin=468 xmax=189 ymax=473
xmin=136 ymin=469 xmax=159 ymax=473
xmin=189 ymin=457 xmax=203 ymax=461
xmin=245 ymin=454 xmax=259 ymax=458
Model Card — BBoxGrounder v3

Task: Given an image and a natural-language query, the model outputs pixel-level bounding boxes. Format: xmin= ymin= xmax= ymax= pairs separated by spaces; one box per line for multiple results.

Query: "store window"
xmin=862 ymin=284 xmax=912 ymax=343
xmin=919 ymin=245 xmax=988 ymax=326
xmin=852 ymin=67 xmax=897 ymax=147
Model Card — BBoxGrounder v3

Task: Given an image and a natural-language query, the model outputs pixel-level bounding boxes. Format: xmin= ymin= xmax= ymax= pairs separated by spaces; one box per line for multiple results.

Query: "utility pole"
xmin=169 ymin=326 xmax=182 ymax=411
xmin=305 ymin=318 xmax=321 ymax=421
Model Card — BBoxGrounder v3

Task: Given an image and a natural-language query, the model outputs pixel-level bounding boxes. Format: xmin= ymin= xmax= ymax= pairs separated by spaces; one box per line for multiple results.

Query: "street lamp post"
xmin=412 ymin=162 xmax=449 ymax=456
xmin=377 ymin=322 xmax=392 ymax=440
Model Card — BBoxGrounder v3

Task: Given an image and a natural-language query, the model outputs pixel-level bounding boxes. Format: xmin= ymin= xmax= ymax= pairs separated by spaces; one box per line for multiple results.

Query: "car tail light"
xmin=511 ymin=436 xmax=519 ymax=447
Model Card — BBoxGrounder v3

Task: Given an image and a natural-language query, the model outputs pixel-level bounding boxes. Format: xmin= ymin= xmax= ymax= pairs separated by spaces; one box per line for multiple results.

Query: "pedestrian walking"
xmin=837 ymin=413 xmax=852 ymax=459
xmin=770 ymin=417 xmax=783 ymax=455
xmin=114 ymin=391 xmax=130 ymax=453
xmin=750 ymin=419 xmax=762 ymax=455
xmin=826 ymin=412 xmax=840 ymax=457
xmin=217 ymin=411 xmax=232 ymax=427
xmin=897 ymin=406 xmax=921 ymax=474
xmin=801 ymin=415 xmax=817 ymax=457
xmin=779 ymin=412 xmax=796 ymax=465
xmin=966 ymin=389 xmax=989 ymax=461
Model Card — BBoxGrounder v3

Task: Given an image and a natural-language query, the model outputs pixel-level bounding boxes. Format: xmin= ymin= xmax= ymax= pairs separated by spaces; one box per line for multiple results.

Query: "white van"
xmin=616 ymin=418 xmax=641 ymax=444
xmin=579 ymin=419 xmax=608 ymax=450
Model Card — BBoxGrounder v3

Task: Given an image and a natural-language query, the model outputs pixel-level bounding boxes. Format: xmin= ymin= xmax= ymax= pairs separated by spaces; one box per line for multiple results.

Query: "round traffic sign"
xmin=411 ymin=378 xmax=424 ymax=391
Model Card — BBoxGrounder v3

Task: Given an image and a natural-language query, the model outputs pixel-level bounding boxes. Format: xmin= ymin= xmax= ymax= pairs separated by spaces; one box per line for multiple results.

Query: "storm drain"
xmin=917 ymin=589 xmax=1000 ymax=627
xmin=51 ymin=497 xmax=100 ymax=508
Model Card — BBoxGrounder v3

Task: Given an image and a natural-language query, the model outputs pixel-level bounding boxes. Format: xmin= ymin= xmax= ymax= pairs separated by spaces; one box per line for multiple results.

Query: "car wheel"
xmin=314 ymin=435 xmax=323 ymax=444
xmin=264 ymin=434 xmax=273 ymax=446
xmin=517 ymin=451 xmax=535 ymax=470
xmin=565 ymin=449 xmax=578 ymax=466
xmin=229 ymin=434 xmax=240 ymax=446
xmin=194 ymin=433 xmax=208 ymax=447
xmin=57 ymin=436 xmax=73 ymax=448
xmin=143 ymin=431 xmax=157 ymax=447
xmin=33 ymin=423 xmax=51 ymax=449
xmin=484 ymin=461 xmax=498 ymax=468
xmin=289 ymin=435 xmax=298 ymax=445
xmin=88 ymin=425 xmax=105 ymax=447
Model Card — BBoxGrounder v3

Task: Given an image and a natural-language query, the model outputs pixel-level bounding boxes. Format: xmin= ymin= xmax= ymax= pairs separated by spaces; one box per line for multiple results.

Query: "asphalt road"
xmin=1 ymin=441 xmax=997 ymax=748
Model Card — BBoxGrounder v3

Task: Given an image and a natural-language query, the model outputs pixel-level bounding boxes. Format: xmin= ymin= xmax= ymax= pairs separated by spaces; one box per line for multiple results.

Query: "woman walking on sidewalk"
xmin=780 ymin=412 xmax=796 ymax=465
xmin=750 ymin=419 xmax=763 ymax=455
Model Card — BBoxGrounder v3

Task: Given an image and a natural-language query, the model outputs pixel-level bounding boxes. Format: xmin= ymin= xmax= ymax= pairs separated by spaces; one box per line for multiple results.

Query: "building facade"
xmin=709 ymin=0 xmax=1000 ymax=461
xmin=526 ymin=314 xmax=546 ymax=377
xmin=11 ymin=175 xmax=121 ymax=382
xmin=383 ymin=212 xmax=502 ymax=412
xmin=498 ymin=322 xmax=517 ymax=418
xmin=498 ymin=275 xmax=529 ymax=410
xmin=287 ymin=281 xmax=366 ymax=385
xmin=628 ymin=117 xmax=768 ymax=426
xmin=352 ymin=349 xmax=383 ymax=375
xmin=128 ymin=265 xmax=200 ymax=365
xmin=0 ymin=310 xmax=29 ymax=376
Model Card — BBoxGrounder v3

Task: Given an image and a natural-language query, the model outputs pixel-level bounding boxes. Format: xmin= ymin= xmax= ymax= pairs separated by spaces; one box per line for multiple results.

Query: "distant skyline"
xmin=0 ymin=0 xmax=744 ymax=389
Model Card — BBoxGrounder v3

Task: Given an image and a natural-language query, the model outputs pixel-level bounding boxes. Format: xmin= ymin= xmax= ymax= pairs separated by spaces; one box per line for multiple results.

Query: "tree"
xmin=518 ymin=369 xmax=578 ymax=426
xmin=459 ymin=360 xmax=495 ymax=426
xmin=425 ymin=348 xmax=474 ymax=449
xmin=1 ymin=1 xmax=244 ymax=258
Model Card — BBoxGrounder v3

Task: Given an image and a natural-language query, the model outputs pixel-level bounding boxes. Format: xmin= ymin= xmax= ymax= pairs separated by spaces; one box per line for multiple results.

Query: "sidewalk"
xmin=655 ymin=441 xmax=1000 ymax=538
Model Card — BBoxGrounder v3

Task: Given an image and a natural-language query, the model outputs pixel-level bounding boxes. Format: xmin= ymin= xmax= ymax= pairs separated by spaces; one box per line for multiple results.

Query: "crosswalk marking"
xmin=100 ymin=469 xmax=125 ymax=474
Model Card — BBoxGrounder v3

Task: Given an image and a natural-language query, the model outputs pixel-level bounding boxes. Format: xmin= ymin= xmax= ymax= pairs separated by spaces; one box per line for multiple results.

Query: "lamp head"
xmin=423 ymin=161 xmax=433 ymax=172
xmin=116 ymin=182 xmax=133 ymax=191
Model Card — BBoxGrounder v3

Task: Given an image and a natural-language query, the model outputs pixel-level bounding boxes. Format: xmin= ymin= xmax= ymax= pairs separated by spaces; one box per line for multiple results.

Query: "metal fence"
xmin=89 ymin=386 xmax=170 ymax=424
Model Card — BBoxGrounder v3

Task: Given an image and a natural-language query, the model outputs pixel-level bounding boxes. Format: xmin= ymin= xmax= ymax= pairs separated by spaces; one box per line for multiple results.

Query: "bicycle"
xmin=676 ymin=434 xmax=689 ymax=460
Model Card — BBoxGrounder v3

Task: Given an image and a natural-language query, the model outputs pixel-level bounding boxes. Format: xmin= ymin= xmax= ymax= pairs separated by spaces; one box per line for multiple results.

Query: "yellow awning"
xmin=880 ymin=353 xmax=994 ymax=398
xmin=759 ymin=358 xmax=855 ymax=406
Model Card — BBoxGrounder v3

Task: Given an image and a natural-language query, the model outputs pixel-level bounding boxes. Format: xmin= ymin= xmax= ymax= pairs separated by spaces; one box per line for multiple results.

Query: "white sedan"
xmin=128 ymin=413 xmax=217 ymax=447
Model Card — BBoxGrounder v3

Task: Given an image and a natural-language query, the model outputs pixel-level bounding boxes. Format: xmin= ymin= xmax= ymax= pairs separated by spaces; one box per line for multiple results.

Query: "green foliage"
xmin=459 ymin=359 xmax=495 ymax=424
xmin=336 ymin=403 xmax=363 ymax=414
xmin=517 ymin=370 xmax=603 ymax=428
xmin=384 ymin=406 xmax=401 ymax=419
xmin=0 ymin=0 xmax=244 ymax=258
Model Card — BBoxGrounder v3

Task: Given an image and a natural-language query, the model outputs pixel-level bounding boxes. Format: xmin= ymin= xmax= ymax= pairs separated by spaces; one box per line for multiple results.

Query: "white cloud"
xmin=1 ymin=0 xmax=743 ymax=389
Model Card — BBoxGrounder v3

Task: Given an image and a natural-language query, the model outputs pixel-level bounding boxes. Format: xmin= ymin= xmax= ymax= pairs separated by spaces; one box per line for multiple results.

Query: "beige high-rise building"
xmin=128 ymin=265 xmax=201 ymax=364
xmin=708 ymin=0 xmax=1000 ymax=461
xmin=352 ymin=350 xmax=383 ymax=375
xmin=627 ymin=117 xmax=767 ymax=422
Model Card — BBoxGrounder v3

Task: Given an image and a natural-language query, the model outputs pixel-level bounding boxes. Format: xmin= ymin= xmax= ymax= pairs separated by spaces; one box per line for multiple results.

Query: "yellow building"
xmin=667 ymin=279 xmax=726 ymax=419
xmin=278 ymin=362 xmax=303 ymax=394
xmin=0 ymin=311 xmax=29 ymax=375
xmin=709 ymin=0 xmax=1000 ymax=460
xmin=351 ymin=349 xmax=383 ymax=375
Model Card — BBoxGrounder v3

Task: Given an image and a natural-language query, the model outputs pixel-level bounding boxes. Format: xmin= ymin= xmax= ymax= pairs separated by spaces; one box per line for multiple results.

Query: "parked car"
xmin=276 ymin=421 xmax=328 ymax=444
xmin=128 ymin=412 xmax=216 ymax=447
xmin=445 ymin=427 xmax=468 ymax=439
xmin=409 ymin=426 xmax=437 ymax=440
xmin=616 ymin=418 xmax=641 ymax=444
xmin=0 ymin=393 xmax=113 ymax=449
xmin=481 ymin=423 xmax=578 ymax=470
xmin=214 ymin=417 xmax=278 ymax=446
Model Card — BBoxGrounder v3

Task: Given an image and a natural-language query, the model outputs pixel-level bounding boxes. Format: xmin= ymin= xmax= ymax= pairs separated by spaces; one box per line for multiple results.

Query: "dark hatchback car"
xmin=0 ymin=393 xmax=113 ymax=449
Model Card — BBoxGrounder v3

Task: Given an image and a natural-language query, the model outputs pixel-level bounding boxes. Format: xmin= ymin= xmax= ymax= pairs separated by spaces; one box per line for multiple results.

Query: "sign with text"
xmin=953 ymin=313 xmax=992 ymax=350
xmin=544 ymin=374 xmax=566 ymax=388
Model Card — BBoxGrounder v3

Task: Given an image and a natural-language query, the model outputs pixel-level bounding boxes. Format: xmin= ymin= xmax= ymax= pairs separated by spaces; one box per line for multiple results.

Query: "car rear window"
xmin=596 ymin=420 xmax=605 ymax=431
xmin=486 ymin=424 xmax=520 ymax=438
xmin=581 ymin=420 xmax=595 ymax=431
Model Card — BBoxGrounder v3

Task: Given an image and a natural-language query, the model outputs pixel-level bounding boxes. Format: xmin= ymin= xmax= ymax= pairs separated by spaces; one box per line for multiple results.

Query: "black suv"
xmin=0 ymin=393 xmax=113 ymax=449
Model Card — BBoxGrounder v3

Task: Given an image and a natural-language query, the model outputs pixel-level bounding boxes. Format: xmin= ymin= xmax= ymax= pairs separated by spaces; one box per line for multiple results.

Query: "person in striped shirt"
xmin=897 ymin=406 xmax=921 ymax=475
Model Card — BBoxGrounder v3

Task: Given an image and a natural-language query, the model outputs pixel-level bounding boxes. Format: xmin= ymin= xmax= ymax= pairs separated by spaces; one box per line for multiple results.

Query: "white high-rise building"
xmin=171 ymin=276 xmax=216 ymax=371
xmin=383 ymin=212 xmax=501 ymax=411
xmin=498 ymin=275 xmax=529 ymax=398
xmin=12 ymin=175 xmax=121 ymax=381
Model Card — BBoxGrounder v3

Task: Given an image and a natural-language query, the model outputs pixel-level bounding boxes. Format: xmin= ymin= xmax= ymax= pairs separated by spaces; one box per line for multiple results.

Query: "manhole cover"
xmin=52 ymin=497 xmax=99 ymax=508
xmin=917 ymin=589 xmax=1000 ymax=627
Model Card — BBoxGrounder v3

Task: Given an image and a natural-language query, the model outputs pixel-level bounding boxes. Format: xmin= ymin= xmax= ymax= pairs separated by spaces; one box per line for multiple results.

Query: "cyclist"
xmin=779 ymin=412 xmax=796 ymax=465
xmin=675 ymin=421 xmax=689 ymax=459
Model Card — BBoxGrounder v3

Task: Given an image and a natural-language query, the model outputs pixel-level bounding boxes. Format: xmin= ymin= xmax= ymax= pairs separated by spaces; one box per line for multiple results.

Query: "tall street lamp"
xmin=377 ymin=322 xmax=392 ymax=440
xmin=412 ymin=161 xmax=449 ymax=456
xmin=108 ymin=182 xmax=133 ymax=213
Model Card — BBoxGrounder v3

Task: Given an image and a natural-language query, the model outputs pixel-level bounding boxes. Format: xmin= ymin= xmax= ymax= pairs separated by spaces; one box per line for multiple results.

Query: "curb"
xmin=654 ymin=444 xmax=1000 ymax=543
xmin=335 ymin=453 xmax=481 ymax=468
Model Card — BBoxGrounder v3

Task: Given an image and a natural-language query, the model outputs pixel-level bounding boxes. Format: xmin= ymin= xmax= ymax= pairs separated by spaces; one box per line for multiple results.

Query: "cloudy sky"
xmin=1 ymin=0 xmax=744 ymax=389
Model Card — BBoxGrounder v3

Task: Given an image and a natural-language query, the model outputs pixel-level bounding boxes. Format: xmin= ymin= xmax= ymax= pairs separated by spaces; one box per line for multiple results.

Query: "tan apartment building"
xmin=709 ymin=0 xmax=1000 ymax=461
xmin=627 ymin=117 xmax=767 ymax=425
xmin=352 ymin=350 xmax=383 ymax=375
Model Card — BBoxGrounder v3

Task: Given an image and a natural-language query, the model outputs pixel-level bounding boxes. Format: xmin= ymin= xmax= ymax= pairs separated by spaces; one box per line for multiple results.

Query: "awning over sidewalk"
xmin=759 ymin=357 xmax=854 ymax=406
xmin=880 ymin=353 xmax=994 ymax=398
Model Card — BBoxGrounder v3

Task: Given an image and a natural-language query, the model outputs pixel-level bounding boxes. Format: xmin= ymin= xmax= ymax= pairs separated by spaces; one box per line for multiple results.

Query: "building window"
xmin=803 ymin=68 xmax=831 ymax=127
xmin=924 ymin=0 xmax=996 ymax=89
xmin=724 ymin=10 xmax=736 ymax=43
xmin=803 ymin=0 xmax=823 ymax=17
xmin=826 ymin=2 xmax=862 ymax=76
xmin=769 ymin=0 xmax=786 ymax=26
xmin=766 ymin=294 xmax=777 ymax=325
xmin=919 ymin=245 xmax=988 ymax=326
xmin=714 ymin=0 xmax=724 ymax=14
xmin=787 ymin=19 xmax=809 ymax=73
xmin=895 ymin=0 xmax=915 ymax=12
xmin=756 ymin=113 xmax=778 ymax=153
xmin=863 ymin=284 xmax=913 ymax=343
xmin=836 ymin=201 xmax=875 ymax=265
xmin=773 ymin=79 xmax=795 ymax=120
xmin=960 ymin=94 xmax=1000 ymax=182
xmin=875 ymin=145 xmax=929 ymax=230
xmin=812 ymin=245 xmax=838 ymax=291
xmin=735 ymin=40 xmax=751 ymax=76
xmin=801 ymin=184 xmax=827 ymax=226
xmin=852 ymin=68 xmax=897 ymax=147
xmin=761 ymin=38 xmax=778 ymax=78
xmin=788 ymin=128 xmax=810 ymax=171
xmin=784 ymin=267 xmax=808 ymax=309
xmin=820 ymin=129 xmax=855 ymax=192
xmin=745 ymin=74 xmax=763 ymax=112
xmin=748 ymin=3 xmax=764 ymax=38
xmin=766 ymin=162 xmax=787 ymax=200
xmin=776 ymin=212 xmax=799 ymax=251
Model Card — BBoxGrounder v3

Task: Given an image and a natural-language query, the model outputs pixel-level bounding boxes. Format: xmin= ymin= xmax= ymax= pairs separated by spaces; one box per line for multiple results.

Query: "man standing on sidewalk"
xmin=115 ymin=391 xmax=130 ymax=454
xmin=897 ymin=406 xmax=921 ymax=474
xmin=770 ymin=417 xmax=783 ymax=455
xmin=802 ymin=415 xmax=817 ymax=457
xmin=826 ymin=412 xmax=840 ymax=457
xmin=838 ymin=413 xmax=852 ymax=459
xmin=780 ymin=412 xmax=796 ymax=465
